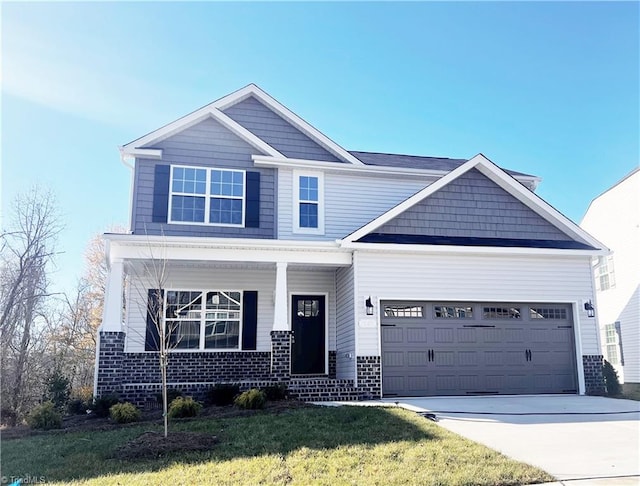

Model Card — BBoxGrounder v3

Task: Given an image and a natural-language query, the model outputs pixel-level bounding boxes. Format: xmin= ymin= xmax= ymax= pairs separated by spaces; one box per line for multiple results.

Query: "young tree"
xmin=0 ymin=188 xmax=63 ymax=423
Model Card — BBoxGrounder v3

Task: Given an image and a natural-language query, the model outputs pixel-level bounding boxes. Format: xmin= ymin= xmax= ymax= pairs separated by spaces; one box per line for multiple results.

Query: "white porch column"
xmin=273 ymin=261 xmax=289 ymax=330
xmin=101 ymin=259 xmax=125 ymax=332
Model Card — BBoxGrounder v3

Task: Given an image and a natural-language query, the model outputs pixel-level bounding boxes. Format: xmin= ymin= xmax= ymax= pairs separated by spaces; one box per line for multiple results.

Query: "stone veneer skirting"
xmin=582 ymin=354 xmax=606 ymax=395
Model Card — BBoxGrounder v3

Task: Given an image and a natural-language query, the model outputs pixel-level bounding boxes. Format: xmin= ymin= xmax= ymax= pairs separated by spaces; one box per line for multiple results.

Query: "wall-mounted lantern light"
xmin=365 ymin=297 xmax=374 ymax=316
xmin=584 ymin=300 xmax=595 ymax=318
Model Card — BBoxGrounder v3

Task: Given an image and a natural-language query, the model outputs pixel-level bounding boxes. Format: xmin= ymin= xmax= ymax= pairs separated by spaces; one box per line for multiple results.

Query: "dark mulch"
xmin=112 ymin=431 xmax=218 ymax=459
xmin=1 ymin=400 xmax=314 ymax=441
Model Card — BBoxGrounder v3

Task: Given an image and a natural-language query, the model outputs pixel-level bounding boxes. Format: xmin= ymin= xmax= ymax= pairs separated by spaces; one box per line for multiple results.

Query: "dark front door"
xmin=291 ymin=295 xmax=326 ymax=375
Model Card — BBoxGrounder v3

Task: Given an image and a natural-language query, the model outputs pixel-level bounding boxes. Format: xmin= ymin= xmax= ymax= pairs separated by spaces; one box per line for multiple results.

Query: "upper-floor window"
xmin=593 ymin=256 xmax=615 ymax=291
xmin=293 ymin=171 xmax=324 ymax=234
xmin=169 ymin=165 xmax=245 ymax=226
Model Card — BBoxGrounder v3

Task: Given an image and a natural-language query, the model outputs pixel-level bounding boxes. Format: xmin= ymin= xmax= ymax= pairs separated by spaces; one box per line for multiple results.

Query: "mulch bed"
xmin=112 ymin=431 xmax=218 ymax=459
xmin=1 ymin=400 xmax=314 ymax=441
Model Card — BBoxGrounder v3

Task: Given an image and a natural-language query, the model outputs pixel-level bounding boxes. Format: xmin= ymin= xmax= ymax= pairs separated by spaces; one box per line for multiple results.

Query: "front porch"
xmin=95 ymin=234 xmax=381 ymax=405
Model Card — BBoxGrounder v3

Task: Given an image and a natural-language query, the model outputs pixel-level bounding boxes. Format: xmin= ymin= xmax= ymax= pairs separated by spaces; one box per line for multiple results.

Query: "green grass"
xmin=2 ymin=406 xmax=553 ymax=485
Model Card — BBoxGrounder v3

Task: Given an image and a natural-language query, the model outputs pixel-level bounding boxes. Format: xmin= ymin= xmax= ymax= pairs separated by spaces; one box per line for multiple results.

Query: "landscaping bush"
xmin=205 ymin=383 xmax=240 ymax=406
xmin=26 ymin=402 xmax=62 ymax=430
xmin=155 ymin=388 xmax=183 ymax=405
xmin=235 ymin=389 xmax=266 ymax=410
xmin=43 ymin=369 xmax=71 ymax=411
xmin=603 ymin=360 xmax=622 ymax=396
xmin=168 ymin=397 xmax=202 ymax=418
xmin=109 ymin=402 xmax=141 ymax=423
xmin=90 ymin=394 xmax=120 ymax=418
xmin=261 ymin=383 xmax=288 ymax=401
xmin=66 ymin=398 xmax=88 ymax=415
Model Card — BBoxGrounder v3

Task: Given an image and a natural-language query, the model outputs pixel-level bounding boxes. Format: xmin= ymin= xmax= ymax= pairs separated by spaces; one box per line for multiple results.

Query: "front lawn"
xmin=2 ymin=405 xmax=553 ymax=485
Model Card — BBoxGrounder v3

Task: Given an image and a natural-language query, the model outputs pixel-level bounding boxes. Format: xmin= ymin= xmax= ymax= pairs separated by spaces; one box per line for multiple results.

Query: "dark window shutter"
xmin=245 ymin=171 xmax=260 ymax=228
xmin=145 ymin=289 xmax=163 ymax=351
xmin=242 ymin=291 xmax=258 ymax=350
xmin=152 ymin=165 xmax=171 ymax=223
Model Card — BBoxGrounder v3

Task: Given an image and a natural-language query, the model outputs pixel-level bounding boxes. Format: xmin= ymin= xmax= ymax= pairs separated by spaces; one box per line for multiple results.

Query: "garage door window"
xmin=530 ymin=307 xmax=568 ymax=319
xmin=483 ymin=306 xmax=521 ymax=319
xmin=434 ymin=305 xmax=473 ymax=318
xmin=384 ymin=304 xmax=423 ymax=318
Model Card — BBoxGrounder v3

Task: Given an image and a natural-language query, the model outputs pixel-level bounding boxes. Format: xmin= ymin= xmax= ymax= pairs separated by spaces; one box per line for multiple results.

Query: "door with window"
xmin=291 ymin=295 xmax=326 ymax=375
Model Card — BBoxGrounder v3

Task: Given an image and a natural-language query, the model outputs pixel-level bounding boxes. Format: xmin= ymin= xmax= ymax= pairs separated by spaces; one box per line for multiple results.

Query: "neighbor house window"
xmin=293 ymin=171 xmax=324 ymax=234
xmin=594 ymin=256 xmax=615 ymax=291
xmin=169 ymin=165 xmax=245 ymax=226
xmin=604 ymin=323 xmax=620 ymax=365
xmin=164 ymin=290 xmax=242 ymax=350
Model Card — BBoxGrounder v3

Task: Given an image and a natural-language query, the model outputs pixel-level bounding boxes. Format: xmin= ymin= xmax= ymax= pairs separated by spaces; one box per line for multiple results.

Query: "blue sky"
xmin=2 ymin=1 xmax=638 ymax=294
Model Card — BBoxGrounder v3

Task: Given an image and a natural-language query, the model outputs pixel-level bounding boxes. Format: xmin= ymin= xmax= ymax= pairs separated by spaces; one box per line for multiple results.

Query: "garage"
xmin=381 ymin=301 xmax=578 ymax=396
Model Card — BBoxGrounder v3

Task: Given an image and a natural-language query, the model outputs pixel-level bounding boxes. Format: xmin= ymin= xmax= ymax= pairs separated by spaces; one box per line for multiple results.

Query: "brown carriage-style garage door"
xmin=381 ymin=301 xmax=578 ymax=396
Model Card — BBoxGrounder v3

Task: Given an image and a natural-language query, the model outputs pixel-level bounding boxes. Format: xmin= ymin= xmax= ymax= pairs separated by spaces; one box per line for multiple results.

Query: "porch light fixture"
xmin=584 ymin=300 xmax=595 ymax=318
xmin=365 ymin=297 xmax=374 ymax=316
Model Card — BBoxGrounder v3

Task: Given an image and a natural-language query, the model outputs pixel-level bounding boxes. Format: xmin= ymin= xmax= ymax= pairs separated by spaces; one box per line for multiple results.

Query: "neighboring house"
xmin=95 ymin=84 xmax=608 ymax=405
xmin=581 ymin=168 xmax=640 ymax=385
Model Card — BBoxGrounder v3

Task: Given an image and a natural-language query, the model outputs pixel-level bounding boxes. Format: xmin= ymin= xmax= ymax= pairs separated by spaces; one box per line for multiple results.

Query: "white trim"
xmin=214 ymin=84 xmax=364 ymax=165
xmin=292 ymin=170 xmax=325 ymax=235
xmin=105 ymin=234 xmax=352 ymax=266
xmin=121 ymin=97 xmax=284 ymax=158
xmin=290 ymin=292 xmax=330 ymax=375
xmin=340 ymin=241 xmax=607 ymax=257
xmin=341 ymin=153 xmax=609 ymax=251
xmin=167 ymin=164 xmax=246 ymax=228
xmin=119 ymin=147 xmax=163 ymax=160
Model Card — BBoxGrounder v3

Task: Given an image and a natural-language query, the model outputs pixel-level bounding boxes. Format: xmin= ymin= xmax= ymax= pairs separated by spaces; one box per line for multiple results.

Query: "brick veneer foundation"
xmin=582 ymin=354 xmax=606 ymax=395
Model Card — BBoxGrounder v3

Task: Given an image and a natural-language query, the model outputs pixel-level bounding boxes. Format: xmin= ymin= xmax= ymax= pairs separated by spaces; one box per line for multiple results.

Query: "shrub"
xmin=66 ymin=398 xmax=89 ymax=415
xmin=261 ymin=383 xmax=288 ymax=401
xmin=205 ymin=383 xmax=240 ymax=406
xmin=155 ymin=388 xmax=183 ymax=405
xmin=235 ymin=389 xmax=266 ymax=410
xmin=109 ymin=402 xmax=141 ymax=423
xmin=26 ymin=402 xmax=62 ymax=430
xmin=168 ymin=397 xmax=202 ymax=418
xmin=43 ymin=370 xmax=71 ymax=411
xmin=90 ymin=394 xmax=120 ymax=418
xmin=603 ymin=360 xmax=622 ymax=396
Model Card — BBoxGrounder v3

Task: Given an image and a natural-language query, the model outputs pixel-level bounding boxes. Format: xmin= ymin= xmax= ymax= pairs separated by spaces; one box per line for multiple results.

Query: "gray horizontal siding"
xmin=133 ymin=117 xmax=276 ymax=238
xmin=377 ymin=169 xmax=572 ymax=241
xmin=223 ymin=96 xmax=343 ymax=163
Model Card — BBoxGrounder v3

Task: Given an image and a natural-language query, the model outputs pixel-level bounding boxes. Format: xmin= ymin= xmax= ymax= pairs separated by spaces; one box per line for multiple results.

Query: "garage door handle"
xmin=428 ymin=349 xmax=434 ymax=362
xmin=525 ymin=349 xmax=532 ymax=361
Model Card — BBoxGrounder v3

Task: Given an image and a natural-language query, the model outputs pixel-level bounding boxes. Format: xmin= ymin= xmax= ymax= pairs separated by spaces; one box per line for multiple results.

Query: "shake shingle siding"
xmin=377 ymin=169 xmax=572 ymax=241
xmin=224 ymin=96 xmax=343 ymax=162
xmin=133 ymin=117 xmax=276 ymax=238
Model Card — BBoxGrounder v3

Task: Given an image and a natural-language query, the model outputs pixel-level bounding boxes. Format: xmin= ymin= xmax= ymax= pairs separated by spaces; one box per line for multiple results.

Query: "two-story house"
xmin=95 ymin=84 xmax=607 ymax=406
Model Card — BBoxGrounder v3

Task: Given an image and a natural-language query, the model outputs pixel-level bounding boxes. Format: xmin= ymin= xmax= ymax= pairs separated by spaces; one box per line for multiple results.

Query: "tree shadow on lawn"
xmin=5 ymin=405 xmax=440 ymax=483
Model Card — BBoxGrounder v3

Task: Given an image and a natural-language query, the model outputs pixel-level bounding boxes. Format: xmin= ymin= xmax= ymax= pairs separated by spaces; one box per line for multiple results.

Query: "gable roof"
xmin=342 ymin=153 xmax=608 ymax=251
xmin=121 ymin=84 xmax=363 ymax=165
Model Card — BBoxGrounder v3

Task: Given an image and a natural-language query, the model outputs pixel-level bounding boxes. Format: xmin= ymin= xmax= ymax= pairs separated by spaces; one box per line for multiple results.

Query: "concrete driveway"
xmin=380 ymin=395 xmax=640 ymax=484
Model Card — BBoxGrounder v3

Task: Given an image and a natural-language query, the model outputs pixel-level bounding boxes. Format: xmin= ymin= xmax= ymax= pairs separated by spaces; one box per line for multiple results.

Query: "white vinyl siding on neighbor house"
xmin=353 ymin=252 xmax=599 ymax=357
xmin=278 ymin=168 xmax=433 ymax=240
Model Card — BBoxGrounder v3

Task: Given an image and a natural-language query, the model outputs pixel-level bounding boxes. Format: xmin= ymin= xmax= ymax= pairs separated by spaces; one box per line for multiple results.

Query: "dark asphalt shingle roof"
xmin=349 ymin=151 xmax=534 ymax=178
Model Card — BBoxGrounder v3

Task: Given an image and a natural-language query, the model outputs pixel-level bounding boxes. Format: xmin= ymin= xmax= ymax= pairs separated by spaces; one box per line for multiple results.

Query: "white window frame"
xmin=163 ymin=289 xmax=244 ymax=352
xmin=293 ymin=170 xmax=324 ymax=235
xmin=168 ymin=164 xmax=246 ymax=227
